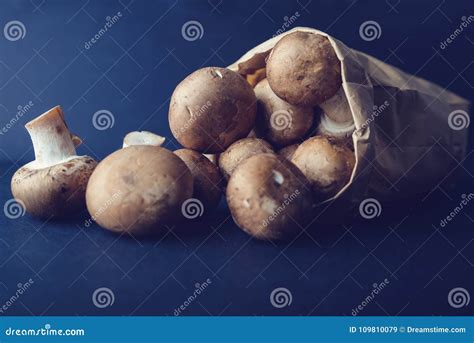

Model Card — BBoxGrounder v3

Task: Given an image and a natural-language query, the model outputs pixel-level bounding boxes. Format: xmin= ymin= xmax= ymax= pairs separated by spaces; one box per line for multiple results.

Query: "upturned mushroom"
xmin=85 ymin=132 xmax=193 ymax=235
xmin=169 ymin=67 xmax=257 ymax=153
xmin=226 ymin=153 xmax=313 ymax=240
xmin=254 ymin=79 xmax=314 ymax=147
xmin=218 ymin=137 xmax=274 ymax=180
xmin=11 ymin=106 xmax=97 ymax=218
xmin=122 ymin=131 xmax=165 ymax=148
xmin=266 ymin=31 xmax=341 ymax=107
xmin=291 ymin=136 xmax=355 ymax=200
xmin=316 ymin=113 xmax=355 ymax=139
xmin=317 ymin=87 xmax=355 ymax=139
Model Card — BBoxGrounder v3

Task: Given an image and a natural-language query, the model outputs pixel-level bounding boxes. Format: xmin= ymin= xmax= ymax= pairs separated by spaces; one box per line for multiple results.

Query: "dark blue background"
xmin=0 ymin=0 xmax=472 ymax=316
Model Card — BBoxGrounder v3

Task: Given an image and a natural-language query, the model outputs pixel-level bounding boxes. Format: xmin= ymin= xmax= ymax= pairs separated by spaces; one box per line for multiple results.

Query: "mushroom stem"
xmin=25 ymin=106 xmax=77 ymax=169
xmin=122 ymin=131 xmax=165 ymax=148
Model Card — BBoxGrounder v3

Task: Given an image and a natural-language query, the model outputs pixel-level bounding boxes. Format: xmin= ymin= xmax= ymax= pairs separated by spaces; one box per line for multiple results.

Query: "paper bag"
xmin=228 ymin=27 xmax=470 ymax=207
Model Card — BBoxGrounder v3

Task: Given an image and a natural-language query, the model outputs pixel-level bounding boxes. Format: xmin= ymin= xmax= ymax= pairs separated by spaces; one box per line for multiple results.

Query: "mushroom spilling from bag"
xmin=168 ymin=67 xmax=257 ymax=153
xmin=266 ymin=31 xmax=342 ymax=108
xmin=254 ymin=78 xmax=314 ymax=147
xmin=85 ymin=131 xmax=193 ymax=236
xmin=218 ymin=137 xmax=274 ymax=180
xmin=228 ymin=26 xmax=469 ymax=210
xmin=11 ymin=106 xmax=97 ymax=218
xmin=291 ymin=136 xmax=355 ymax=201
xmin=266 ymin=31 xmax=354 ymax=139
xmin=13 ymin=26 xmax=468 ymax=243
xmin=226 ymin=153 xmax=313 ymax=240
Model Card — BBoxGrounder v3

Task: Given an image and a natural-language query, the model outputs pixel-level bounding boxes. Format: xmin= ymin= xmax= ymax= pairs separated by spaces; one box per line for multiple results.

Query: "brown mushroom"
xmin=86 ymin=143 xmax=193 ymax=235
xmin=168 ymin=67 xmax=257 ymax=153
xmin=266 ymin=31 xmax=341 ymax=107
xmin=218 ymin=138 xmax=274 ymax=180
xmin=226 ymin=153 xmax=313 ymax=240
xmin=11 ymin=106 xmax=97 ymax=218
xmin=291 ymin=136 xmax=355 ymax=200
xmin=254 ymin=79 xmax=314 ymax=147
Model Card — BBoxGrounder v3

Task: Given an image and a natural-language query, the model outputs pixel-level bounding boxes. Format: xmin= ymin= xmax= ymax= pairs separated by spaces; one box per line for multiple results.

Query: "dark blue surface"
xmin=0 ymin=0 xmax=473 ymax=316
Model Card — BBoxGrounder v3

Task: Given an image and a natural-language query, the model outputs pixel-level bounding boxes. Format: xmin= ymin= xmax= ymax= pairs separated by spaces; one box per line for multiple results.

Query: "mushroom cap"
xmin=169 ymin=67 xmax=257 ymax=153
xmin=11 ymin=156 xmax=97 ymax=218
xmin=266 ymin=32 xmax=341 ymax=107
xmin=86 ymin=146 xmax=193 ymax=235
xmin=277 ymin=144 xmax=299 ymax=161
xmin=218 ymin=137 xmax=274 ymax=180
xmin=291 ymin=136 xmax=355 ymax=199
xmin=226 ymin=153 xmax=313 ymax=240
xmin=174 ymin=149 xmax=223 ymax=211
xmin=254 ymin=79 xmax=314 ymax=147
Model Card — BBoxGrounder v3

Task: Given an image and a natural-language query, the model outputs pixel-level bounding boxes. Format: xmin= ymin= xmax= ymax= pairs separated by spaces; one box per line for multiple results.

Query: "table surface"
xmin=0 ymin=0 xmax=473 ymax=316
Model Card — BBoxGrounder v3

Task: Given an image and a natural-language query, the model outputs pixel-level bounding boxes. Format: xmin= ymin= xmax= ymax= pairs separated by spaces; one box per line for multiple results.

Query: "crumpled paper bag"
xmin=228 ymin=27 xmax=470 ymax=207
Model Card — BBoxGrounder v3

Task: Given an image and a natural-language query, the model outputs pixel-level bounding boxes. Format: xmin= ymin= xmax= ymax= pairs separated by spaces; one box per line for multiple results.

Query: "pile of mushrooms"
xmin=11 ymin=31 xmax=356 ymax=241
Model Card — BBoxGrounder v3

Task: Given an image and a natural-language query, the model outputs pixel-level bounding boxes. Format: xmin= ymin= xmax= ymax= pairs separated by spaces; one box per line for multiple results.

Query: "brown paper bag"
xmin=228 ymin=27 xmax=470 ymax=208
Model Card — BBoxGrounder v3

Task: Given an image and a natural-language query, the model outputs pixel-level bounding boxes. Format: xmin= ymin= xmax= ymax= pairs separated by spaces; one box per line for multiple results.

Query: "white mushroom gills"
xmin=204 ymin=153 xmax=218 ymax=164
xmin=25 ymin=106 xmax=78 ymax=169
xmin=317 ymin=114 xmax=355 ymax=138
xmin=214 ymin=69 xmax=223 ymax=79
xmin=319 ymin=87 xmax=353 ymax=124
xmin=122 ymin=131 xmax=165 ymax=148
